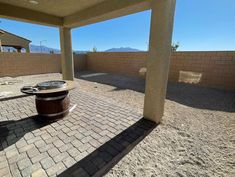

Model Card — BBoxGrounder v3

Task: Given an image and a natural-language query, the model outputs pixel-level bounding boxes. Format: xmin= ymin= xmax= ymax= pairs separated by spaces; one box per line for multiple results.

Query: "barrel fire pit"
xmin=21 ymin=80 xmax=76 ymax=120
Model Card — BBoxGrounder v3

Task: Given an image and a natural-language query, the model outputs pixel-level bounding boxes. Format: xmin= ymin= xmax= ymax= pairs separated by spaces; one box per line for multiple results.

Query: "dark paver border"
xmin=58 ymin=118 xmax=157 ymax=177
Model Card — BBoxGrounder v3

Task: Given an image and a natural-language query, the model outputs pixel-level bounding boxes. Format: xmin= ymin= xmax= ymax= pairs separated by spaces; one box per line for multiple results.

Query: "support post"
xmin=59 ymin=27 xmax=74 ymax=80
xmin=143 ymin=0 xmax=176 ymax=123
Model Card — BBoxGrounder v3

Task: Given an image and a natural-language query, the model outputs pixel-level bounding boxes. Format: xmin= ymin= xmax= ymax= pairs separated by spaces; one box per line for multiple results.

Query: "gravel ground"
xmin=75 ymin=71 xmax=235 ymax=177
xmin=0 ymin=73 xmax=62 ymax=98
xmin=0 ymin=72 xmax=234 ymax=177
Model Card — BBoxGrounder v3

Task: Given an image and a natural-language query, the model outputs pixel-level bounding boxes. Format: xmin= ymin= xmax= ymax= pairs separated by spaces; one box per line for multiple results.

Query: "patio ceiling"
xmin=0 ymin=0 xmax=151 ymax=27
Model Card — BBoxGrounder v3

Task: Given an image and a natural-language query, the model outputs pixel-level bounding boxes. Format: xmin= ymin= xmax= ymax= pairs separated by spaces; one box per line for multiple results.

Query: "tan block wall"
xmin=0 ymin=53 xmax=86 ymax=77
xmin=87 ymin=52 xmax=147 ymax=76
xmin=169 ymin=52 xmax=235 ymax=90
xmin=74 ymin=54 xmax=87 ymax=71
xmin=87 ymin=51 xmax=235 ymax=90
xmin=0 ymin=53 xmax=61 ymax=77
xmin=0 ymin=51 xmax=234 ymax=90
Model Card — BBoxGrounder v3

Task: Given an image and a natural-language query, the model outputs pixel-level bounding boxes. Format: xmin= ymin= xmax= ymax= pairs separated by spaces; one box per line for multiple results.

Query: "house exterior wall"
xmin=0 ymin=32 xmax=30 ymax=52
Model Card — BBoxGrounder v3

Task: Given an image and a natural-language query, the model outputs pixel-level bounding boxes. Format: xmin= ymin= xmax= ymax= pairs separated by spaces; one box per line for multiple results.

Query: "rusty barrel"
xmin=35 ymin=91 xmax=70 ymax=119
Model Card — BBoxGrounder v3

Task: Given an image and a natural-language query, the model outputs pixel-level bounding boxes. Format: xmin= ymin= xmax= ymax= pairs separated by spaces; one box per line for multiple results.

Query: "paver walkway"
xmin=0 ymin=89 xmax=154 ymax=177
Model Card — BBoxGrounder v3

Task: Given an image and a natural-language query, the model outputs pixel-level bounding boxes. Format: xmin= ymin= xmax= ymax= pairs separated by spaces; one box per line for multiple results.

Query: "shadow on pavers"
xmin=58 ymin=118 xmax=157 ymax=177
xmin=0 ymin=94 xmax=31 ymax=102
xmin=0 ymin=115 xmax=55 ymax=151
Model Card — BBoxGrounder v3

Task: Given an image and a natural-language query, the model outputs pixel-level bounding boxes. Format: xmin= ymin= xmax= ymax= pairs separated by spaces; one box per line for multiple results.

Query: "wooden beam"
xmin=0 ymin=3 xmax=63 ymax=27
xmin=64 ymin=0 xmax=151 ymax=28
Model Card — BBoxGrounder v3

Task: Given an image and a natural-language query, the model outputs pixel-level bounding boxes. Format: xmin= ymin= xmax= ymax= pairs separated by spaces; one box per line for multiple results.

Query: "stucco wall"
xmin=0 ymin=32 xmax=30 ymax=51
xmin=87 ymin=51 xmax=235 ymax=90
xmin=0 ymin=53 xmax=86 ymax=77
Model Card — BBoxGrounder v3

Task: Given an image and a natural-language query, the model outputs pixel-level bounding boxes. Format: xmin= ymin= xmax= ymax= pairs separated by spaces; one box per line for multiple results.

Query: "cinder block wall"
xmin=87 ymin=52 xmax=146 ymax=76
xmin=0 ymin=51 xmax=234 ymax=90
xmin=169 ymin=52 xmax=235 ymax=90
xmin=0 ymin=53 xmax=86 ymax=77
xmin=74 ymin=54 xmax=87 ymax=71
xmin=0 ymin=53 xmax=61 ymax=77
xmin=87 ymin=51 xmax=235 ymax=90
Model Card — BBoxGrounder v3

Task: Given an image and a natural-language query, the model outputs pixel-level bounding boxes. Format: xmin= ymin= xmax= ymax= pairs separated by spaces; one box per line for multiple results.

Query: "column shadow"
xmin=0 ymin=115 xmax=55 ymax=151
xmin=75 ymin=71 xmax=235 ymax=112
xmin=58 ymin=118 xmax=157 ymax=177
xmin=75 ymin=71 xmax=145 ymax=92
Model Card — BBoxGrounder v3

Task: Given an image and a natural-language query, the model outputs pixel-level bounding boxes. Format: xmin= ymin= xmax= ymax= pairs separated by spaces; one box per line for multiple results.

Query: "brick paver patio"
xmin=0 ymin=88 xmax=155 ymax=177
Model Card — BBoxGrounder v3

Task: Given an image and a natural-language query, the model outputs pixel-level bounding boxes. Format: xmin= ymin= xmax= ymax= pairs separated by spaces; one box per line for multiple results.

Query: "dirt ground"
xmin=0 ymin=72 xmax=234 ymax=177
xmin=75 ymin=72 xmax=235 ymax=177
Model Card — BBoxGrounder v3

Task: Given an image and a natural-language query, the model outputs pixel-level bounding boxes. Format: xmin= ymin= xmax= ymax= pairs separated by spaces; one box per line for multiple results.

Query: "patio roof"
xmin=0 ymin=0 xmax=176 ymax=123
xmin=0 ymin=0 xmax=150 ymax=27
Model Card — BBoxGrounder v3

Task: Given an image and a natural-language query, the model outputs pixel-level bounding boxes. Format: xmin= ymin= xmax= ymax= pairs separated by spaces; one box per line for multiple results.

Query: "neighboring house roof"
xmin=0 ymin=29 xmax=31 ymax=42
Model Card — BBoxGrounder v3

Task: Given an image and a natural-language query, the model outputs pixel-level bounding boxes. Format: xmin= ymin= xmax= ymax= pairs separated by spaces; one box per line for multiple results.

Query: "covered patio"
xmin=0 ymin=0 xmax=176 ymax=123
xmin=0 ymin=0 xmax=176 ymax=176
xmin=0 ymin=78 xmax=156 ymax=176
xmin=0 ymin=72 xmax=234 ymax=176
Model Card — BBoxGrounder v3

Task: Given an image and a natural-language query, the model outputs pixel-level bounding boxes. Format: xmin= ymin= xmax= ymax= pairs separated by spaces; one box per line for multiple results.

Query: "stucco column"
xmin=143 ymin=0 xmax=176 ymax=123
xmin=59 ymin=27 xmax=74 ymax=80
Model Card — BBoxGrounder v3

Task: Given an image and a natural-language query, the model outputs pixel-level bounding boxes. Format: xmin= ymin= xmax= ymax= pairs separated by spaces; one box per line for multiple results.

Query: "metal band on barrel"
xmin=38 ymin=108 xmax=69 ymax=117
xmin=36 ymin=94 xmax=68 ymax=101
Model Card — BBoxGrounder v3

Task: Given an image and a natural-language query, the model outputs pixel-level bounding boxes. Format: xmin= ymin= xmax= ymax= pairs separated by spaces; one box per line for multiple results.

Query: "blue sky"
xmin=0 ymin=0 xmax=235 ymax=51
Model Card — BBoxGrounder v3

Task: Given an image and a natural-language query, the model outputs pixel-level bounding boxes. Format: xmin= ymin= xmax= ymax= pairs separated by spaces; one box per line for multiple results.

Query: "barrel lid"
xmin=37 ymin=80 xmax=67 ymax=90
xmin=21 ymin=80 xmax=76 ymax=95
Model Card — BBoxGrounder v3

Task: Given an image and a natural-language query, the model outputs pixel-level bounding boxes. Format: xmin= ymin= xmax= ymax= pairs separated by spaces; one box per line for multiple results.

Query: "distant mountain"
xmin=105 ymin=47 xmax=141 ymax=52
xmin=30 ymin=44 xmax=60 ymax=54
xmin=2 ymin=45 xmax=142 ymax=53
xmin=29 ymin=45 xmax=89 ymax=54
xmin=29 ymin=46 xmax=141 ymax=53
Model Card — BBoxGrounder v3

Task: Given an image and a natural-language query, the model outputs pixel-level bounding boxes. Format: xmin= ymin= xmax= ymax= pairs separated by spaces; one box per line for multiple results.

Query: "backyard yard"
xmin=0 ymin=72 xmax=234 ymax=177
xmin=0 ymin=0 xmax=234 ymax=176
